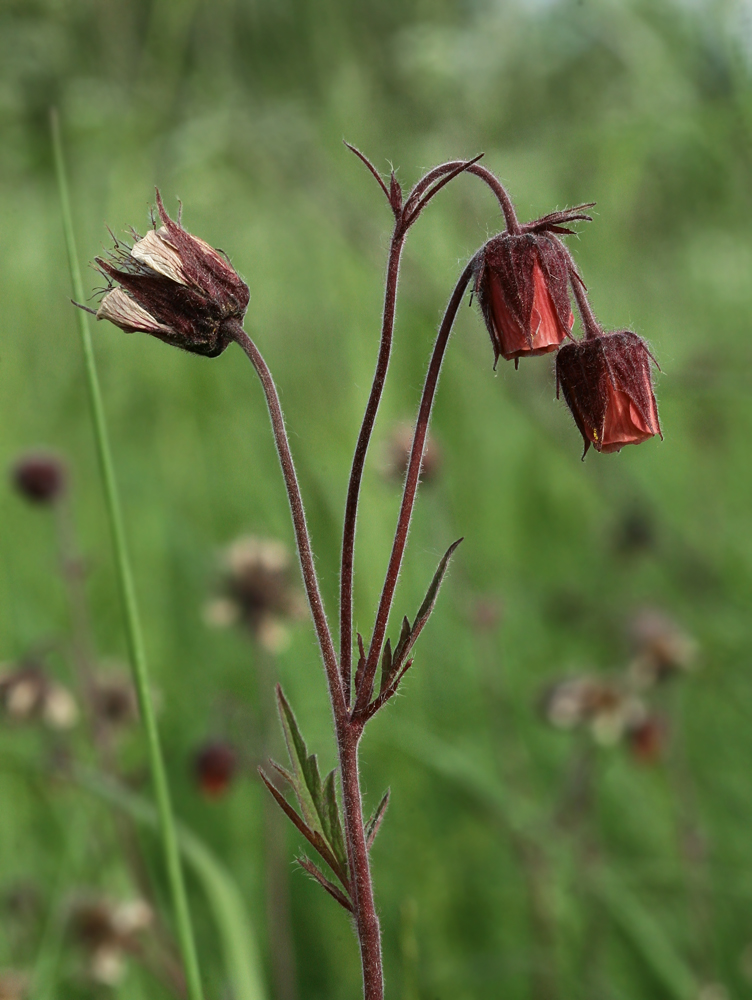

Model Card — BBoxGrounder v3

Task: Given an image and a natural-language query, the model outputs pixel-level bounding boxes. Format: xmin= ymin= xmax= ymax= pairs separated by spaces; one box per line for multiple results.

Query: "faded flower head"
xmin=204 ymin=535 xmax=304 ymax=652
xmin=556 ymin=331 xmax=661 ymax=456
xmin=0 ymin=663 xmax=78 ymax=730
xmin=627 ymin=609 xmax=698 ymax=689
xmin=193 ymin=739 xmax=238 ymax=798
xmin=11 ymin=452 xmax=66 ymax=505
xmin=93 ymin=190 xmax=249 ymax=357
xmin=383 ymin=422 xmax=441 ymax=484
xmin=68 ymin=895 xmax=152 ymax=987
xmin=541 ymin=673 xmax=646 ymax=746
xmin=474 ymin=206 xmax=592 ymax=366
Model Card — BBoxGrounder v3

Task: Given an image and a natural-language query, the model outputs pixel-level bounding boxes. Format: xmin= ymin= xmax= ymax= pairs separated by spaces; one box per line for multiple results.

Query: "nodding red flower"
xmin=473 ymin=205 xmax=593 ymax=366
xmin=556 ymin=331 xmax=662 ymax=456
xmin=194 ymin=740 xmax=238 ymax=798
xmin=92 ymin=191 xmax=249 ymax=358
xmin=12 ymin=452 xmax=66 ymax=504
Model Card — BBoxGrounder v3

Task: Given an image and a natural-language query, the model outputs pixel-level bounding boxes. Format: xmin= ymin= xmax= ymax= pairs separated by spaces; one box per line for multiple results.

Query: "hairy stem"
xmin=357 ymin=258 xmax=477 ymax=712
xmin=569 ymin=268 xmax=601 ymax=339
xmin=339 ymin=227 xmax=405 ymax=703
xmin=228 ymin=321 xmax=346 ymax=724
xmin=51 ymin=109 xmax=205 ymax=1000
xmin=338 ymin=725 xmax=384 ymax=1000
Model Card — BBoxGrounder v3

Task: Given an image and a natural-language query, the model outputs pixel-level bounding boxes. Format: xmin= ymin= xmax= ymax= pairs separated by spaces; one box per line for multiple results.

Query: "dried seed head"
xmin=11 ymin=453 xmax=66 ymax=505
xmin=556 ymin=331 xmax=662 ymax=456
xmin=193 ymin=740 xmax=238 ymax=798
xmin=93 ymin=191 xmax=249 ymax=357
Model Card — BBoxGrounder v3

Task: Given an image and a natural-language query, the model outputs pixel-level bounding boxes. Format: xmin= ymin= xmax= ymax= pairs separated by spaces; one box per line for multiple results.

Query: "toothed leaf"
xmin=321 ymin=769 xmax=348 ymax=872
xmin=379 ymin=638 xmax=393 ymax=696
xmin=392 ymin=615 xmax=412 ymax=668
xmin=276 ymin=685 xmax=323 ymax=834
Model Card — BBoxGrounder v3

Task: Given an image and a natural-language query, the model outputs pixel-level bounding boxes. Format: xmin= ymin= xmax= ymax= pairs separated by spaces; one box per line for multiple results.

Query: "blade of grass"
xmin=50 ymin=108 xmax=204 ymax=1000
xmin=79 ymin=769 xmax=268 ymax=1000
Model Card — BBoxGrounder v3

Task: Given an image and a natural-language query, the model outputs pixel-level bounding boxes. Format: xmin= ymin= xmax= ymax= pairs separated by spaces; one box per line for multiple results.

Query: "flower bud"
xmin=94 ymin=191 xmax=249 ymax=357
xmin=11 ymin=452 xmax=66 ymax=504
xmin=474 ymin=231 xmax=573 ymax=365
xmin=556 ymin=331 xmax=661 ymax=456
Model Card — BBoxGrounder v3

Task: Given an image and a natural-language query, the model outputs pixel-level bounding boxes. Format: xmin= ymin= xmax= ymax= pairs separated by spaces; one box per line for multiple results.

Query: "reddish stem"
xmin=228 ymin=321 xmax=346 ymax=726
xmin=338 ymin=724 xmax=383 ymax=1000
xmin=339 ymin=226 xmax=405 ymax=703
xmin=569 ymin=267 xmax=601 ymax=340
xmin=355 ymin=257 xmax=477 ymax=715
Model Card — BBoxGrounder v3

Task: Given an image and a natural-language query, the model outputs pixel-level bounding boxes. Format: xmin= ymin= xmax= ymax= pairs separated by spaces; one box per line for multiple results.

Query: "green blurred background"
xmin=2 ymin=0 xmax=752 ymax=997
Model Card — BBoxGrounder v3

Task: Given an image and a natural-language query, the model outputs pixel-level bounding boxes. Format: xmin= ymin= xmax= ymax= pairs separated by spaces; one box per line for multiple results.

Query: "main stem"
xmin=360 ymin=259 xmax=477 ymax=701
xmin=51 ymin=110 xmax=204 ymax=1000
xmin=338 ymin=724 xmax=383 ymax=1000
xmin=339 ymin=226 xmax=405 ymax=703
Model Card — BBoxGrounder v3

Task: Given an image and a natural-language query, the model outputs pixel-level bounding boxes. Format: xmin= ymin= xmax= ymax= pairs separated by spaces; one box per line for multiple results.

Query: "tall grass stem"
xmin=50 ymin=108 xmax=205 ymax=1000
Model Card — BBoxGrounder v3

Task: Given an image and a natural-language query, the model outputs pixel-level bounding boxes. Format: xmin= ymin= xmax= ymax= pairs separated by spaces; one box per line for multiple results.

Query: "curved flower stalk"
xmin=85 ymin=149 xmax=662 ymax=1000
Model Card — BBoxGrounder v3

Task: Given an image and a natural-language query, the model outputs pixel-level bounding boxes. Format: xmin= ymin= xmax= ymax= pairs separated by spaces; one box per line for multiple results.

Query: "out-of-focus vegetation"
xmin=2 ymin=0 xmax=752 ymax=997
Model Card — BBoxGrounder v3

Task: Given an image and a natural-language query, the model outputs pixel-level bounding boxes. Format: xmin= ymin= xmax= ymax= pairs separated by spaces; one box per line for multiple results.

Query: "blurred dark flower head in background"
xmin=67 ymin=895 xmax=152 ymax=987
xmin=91 ymin=670 xmax=139 ymax=732
xmin=627 ymin=608 xmax=698 ymax=689
xmin=204 ymin=535 xmax=305 ymax=652
xmin=92 ymin=190 xmax=249 ymax=358
xmin=541 ymin=673 xmax=647 ymax=746
xmin=382 ymin=422 xmax=441 ymax=485
xmin=556 ymin=331 xmax=662 ymax=456
xmin=0 ymin=663 xmax=78 ymax=730
xmin=193 ymin=739 xmax=238 ymax=799
xmin=11 ymin=452 xmax=66 ymax=505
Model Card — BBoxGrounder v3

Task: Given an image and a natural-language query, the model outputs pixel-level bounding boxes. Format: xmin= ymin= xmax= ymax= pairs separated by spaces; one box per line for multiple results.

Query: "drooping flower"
xmin=473 ymin=205 xmax=592 ymax=365
xmin=92 ymin=191 xmax=249 ymax=357
xmin=556 ymin=330 xmax=662 ymax=456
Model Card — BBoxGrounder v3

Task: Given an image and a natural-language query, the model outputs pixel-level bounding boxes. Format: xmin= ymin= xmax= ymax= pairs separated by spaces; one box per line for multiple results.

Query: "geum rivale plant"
xmin=81 ymin=148 xmax=661 ymax=999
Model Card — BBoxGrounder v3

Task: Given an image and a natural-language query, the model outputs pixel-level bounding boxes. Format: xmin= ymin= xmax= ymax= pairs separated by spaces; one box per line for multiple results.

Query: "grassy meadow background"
xmin=2 ymin=0 xmax=752 ymax=997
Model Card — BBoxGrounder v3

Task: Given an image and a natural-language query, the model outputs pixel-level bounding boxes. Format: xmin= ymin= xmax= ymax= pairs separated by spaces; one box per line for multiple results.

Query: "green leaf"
xmin=378 ymin=638 xmax=393 ymax=695
xmin=411 ymin=538 xmax=463 ymax=641
xmin=321 ymin=769 xmax=348 ymax=873
xmin=365 ymin=789 xmax=390 ymax=850
xmin=276 ymin=685 xmax=323 ymax=834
